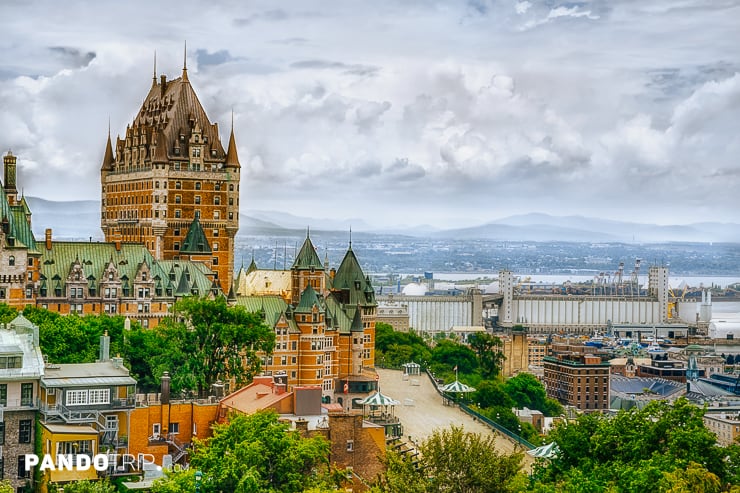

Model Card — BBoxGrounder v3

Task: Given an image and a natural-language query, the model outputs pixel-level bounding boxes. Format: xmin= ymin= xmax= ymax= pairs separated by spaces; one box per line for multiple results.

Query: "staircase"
xmin=165 ymin=433 xmax=188 ymax=463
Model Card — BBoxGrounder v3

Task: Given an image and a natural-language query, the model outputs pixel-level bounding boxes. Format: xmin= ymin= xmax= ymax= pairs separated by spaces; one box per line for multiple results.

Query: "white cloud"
xmin=0 ymin=0 xmax=738 ymax=227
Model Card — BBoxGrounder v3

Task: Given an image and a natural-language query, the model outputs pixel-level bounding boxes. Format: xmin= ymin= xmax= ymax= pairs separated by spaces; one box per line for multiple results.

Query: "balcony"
xmin=1 ymin=397 xmax=40 ymax=410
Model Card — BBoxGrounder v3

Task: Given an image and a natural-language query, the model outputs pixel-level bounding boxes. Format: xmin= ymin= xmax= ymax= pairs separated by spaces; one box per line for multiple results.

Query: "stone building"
xmin=0 ymin=151 xmax=40 ymax=309
xmin=544 ymin=353 xmax=611 ymax=411
xmin=377 ymin=296 xmax=409 ymax=332
xmin=0 ymin=313 xmax=44 ymax=492
xmin=100 ymin=56 xmax=240 ymax=291
xmin=234 ymin=234 xmax=378 ymax=406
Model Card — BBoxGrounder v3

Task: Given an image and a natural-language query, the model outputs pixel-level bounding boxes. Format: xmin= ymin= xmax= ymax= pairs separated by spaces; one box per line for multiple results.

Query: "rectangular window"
xmin=214 ymin=196 xmax=220 ymax=205
xmin=19 ymin=420 xmax=32 ymax=443
xmin=66 ymin=389 xmax=88 ymax=406
xmin=21 ymin=383 xmax=33 ymax=406
xmin=168 ymin=423 xmax=179 ymax=434
xmin=175 ymin=210 xmax=181 ymax=218
xmin=153 ymin=423 xmax=161 ymax=438
xmin=195 ymin=182 xmax=202 ymax=190
xmin=175 ymin=195 xmax=181 ymax=204
xmin=88 ymin=389 xmax=110 ymax=405
xmin=195 ymin=195 xmax=201 ymax=205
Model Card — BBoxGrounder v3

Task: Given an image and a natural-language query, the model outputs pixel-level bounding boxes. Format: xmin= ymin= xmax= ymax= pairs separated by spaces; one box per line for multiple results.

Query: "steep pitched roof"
xmin=180 ymin=212 xmax=212 ymax=254
xmin=0 ymin=185 xmax=39 ymax=253
xmin=295 ymin=284 xmax=322 ymax=313
xmin=291 ymin=234 xmax=323 ymax=270
xmin=101 ymin=134 xmax=115 ymax=171
xmin=237 ymin=295 xmax=298 ymax=332
xmin=331 ymin=247 xmax=376 ymax=307
xmin=225 ymin=126 xmax=240 ymax=169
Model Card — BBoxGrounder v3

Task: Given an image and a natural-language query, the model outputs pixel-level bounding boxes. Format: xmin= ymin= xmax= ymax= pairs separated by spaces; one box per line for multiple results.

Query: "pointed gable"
xmin=332 ymin=246 xmax=377 ymax=307
xmin=291 ymin=234 xmax=323 ymax=271
xmin=180 ymin=212 xmax=212 ymax=254
xmin=295 ymin=284 xmax=322 ymax=313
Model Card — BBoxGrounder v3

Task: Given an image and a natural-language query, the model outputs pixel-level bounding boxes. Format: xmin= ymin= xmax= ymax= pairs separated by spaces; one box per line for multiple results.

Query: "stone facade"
xmin=101 ymin=60 xmax=240 ymax=291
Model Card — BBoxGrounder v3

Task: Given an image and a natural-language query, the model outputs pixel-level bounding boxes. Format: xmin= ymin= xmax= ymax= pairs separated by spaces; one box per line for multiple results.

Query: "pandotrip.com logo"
xmin=24 ymin=453 xmax=156 ymax=472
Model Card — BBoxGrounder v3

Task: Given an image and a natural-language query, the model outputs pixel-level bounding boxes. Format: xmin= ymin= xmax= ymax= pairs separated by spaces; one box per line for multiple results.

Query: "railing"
xmin=423 ymin=368 xmax=535 ymax=450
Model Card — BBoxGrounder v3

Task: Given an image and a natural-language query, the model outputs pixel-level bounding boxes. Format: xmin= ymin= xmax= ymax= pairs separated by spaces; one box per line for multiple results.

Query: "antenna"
xmin=283 ymin=241 xmax=287 ymax=270
xmin=274 ymin=241 xmax=278 ymax=270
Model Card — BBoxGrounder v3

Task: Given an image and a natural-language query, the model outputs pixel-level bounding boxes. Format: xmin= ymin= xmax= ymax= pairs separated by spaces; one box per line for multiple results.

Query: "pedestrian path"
xmin=377 ymin=368 xmax=534 ymax=468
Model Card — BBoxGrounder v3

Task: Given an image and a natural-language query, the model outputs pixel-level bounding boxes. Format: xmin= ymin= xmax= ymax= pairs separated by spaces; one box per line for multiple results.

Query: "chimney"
xmin=160 ymin=74 xmax=167 ymax=97
xmin=99 ymin=330 xmax=110 ymax=361
xmin=45 ymin=228 xmax=52 ymax=250
xmin=112 ymin=230 xmax=122 ymax=251
xmin=161 ymin=371 xmax=171 ymax=405
xmin=295 ymin=418 xmax=308 ymax=433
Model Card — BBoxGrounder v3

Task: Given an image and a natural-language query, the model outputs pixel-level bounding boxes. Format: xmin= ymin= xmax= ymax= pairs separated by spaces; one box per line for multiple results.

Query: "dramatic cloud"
xmin=0 ymin=0 xmax=738 ymax=229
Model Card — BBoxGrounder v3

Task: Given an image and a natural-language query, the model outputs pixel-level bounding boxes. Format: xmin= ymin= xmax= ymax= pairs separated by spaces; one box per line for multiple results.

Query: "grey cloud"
xmin=233 ymin=9 xmax=290 ymax=26
xmin=270 ymin=37 xmax=310 ymax=45
xmin=48 ymin=46 xmax=96 ymax=69
xmin=195 ymin=49 xmax=238 ymax=67
xmin=354 ymin=101 xmax=391 ymax=133
xmin=386 ymin=158 xmax=426 ymax=182
xmin=290 ymin=60 xmax=380 ymax=77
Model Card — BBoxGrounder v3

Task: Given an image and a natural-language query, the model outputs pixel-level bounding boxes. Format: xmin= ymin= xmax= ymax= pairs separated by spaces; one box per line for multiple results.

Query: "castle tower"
xmin=290 ymin=232 xmax=325 ymax=304
xmin=100 ymin=53 xmax=240 ymax=290
xmin=3 ymin=151 xmax=18 ymax=206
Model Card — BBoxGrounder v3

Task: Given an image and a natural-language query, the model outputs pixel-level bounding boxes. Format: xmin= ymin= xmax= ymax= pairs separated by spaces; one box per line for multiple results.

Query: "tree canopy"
xmin=125 ymin=297 xmax=275 ymax=396
xmin=531 ymin=398 xmax=740 ymax=492
xmin=373 ymin=425 xmax=526 ymax=493
xmin=152 ymin=410 xmax=337 ymax=493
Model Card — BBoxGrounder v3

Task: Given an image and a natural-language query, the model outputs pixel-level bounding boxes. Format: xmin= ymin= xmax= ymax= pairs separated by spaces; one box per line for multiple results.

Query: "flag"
xmin=343 ymin=383 xmax=349 ymax=394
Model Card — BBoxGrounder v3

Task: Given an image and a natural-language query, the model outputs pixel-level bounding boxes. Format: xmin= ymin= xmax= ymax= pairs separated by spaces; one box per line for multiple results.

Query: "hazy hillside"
xmin=22 ymin=197 xmax=740 ymax=243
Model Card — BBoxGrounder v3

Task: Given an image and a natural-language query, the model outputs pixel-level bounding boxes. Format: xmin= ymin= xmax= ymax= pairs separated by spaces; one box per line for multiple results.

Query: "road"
xmin=377 ymin=368 xmax=534 ymax=469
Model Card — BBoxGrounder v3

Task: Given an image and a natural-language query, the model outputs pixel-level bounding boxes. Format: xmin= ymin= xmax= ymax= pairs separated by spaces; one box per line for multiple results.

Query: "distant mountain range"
xmin=24 ymin=197 xmax=740 ymax=243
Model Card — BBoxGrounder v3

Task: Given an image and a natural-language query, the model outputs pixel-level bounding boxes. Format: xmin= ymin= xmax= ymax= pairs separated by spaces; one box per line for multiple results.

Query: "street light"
xmin=518 ymin=424 xmax=522 ymax=445
xmin=195 ymin=470 xmax=203 ymax=493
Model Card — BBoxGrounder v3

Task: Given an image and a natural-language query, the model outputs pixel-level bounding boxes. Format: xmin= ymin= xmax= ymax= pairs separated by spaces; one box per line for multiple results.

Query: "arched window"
xmin=8 ymin=256 xmax=15 ymax=266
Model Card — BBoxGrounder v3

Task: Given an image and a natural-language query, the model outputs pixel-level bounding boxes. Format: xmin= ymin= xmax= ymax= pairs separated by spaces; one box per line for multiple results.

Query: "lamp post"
xmin=195 ymin=470 xmax=203 ymax=492
xmin=518 ymin=424 xmax=522 ymax=446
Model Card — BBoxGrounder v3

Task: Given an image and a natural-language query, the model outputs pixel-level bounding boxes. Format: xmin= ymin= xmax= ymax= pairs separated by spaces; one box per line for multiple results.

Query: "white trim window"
xmin=66 ymin=390 xmax=88 ymax=406
xmin=88 ymin=389 xmax=110 ymax=405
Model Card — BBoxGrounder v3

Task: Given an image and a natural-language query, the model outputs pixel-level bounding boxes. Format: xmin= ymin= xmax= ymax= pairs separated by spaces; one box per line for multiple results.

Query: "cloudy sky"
xmin=1 ymin=0 xmax=739 ymax=230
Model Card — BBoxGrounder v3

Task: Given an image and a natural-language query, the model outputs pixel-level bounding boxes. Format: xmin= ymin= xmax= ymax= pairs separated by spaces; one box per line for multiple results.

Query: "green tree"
xmin=49 ymin=480 xmax=116 ymax=492
xmin=534 ymin=398 xmax=735 ymax=491
xmin=0 ymin=479 xmax=13 ymax=493
xmin=124 ymin=297 xmax=275 ymax=396
xmin=374 ymin=323 xmax=431 ymax=368
xmin=504 ymin=373 xmax=563 ymax=417
xmin=152 ymin=410 xmax=335 ymax=493
xmin=0 ymin=303 xmax=17 ymax=324
xmin=474 ymin=379 xmax=515 ymax=409
xmin=430 ymin=339 xmax=478 ymax=375
xmin=374 ymin=425 xmax=526 ymax=493
xmin=468 ymin=332 xmax=505 ymax=378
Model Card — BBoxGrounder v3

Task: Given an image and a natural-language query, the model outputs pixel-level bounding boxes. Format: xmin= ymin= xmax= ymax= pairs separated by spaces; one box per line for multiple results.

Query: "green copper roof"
xmin=236 ymin=295 xmax=298 ymax=332
xmin=39 ymin=242 xmax=165 ymax=293
xmin=0 ymin=186 xmax=39 ymax=253
xmin=291 ymin=234 xmax=323 ymax=270
xmin=324 ymin=296 xmax=353 ymax=334
xmin=156 ymin=260 xmax=218 ymax=297
xmin=180 ymin=212 xmax=211 ymax=254
xmin=295 ymin=284 xmax=323 ymax=313
xmin=349 ymin=305 xmax=364 ymax=332
xmin=331 ymin=247 xmax=376 ymax=307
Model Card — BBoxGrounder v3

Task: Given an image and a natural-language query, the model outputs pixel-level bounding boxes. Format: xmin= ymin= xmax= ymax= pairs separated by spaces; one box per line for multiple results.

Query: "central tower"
xmin=100 ymin=53 xmax=240 ymax=290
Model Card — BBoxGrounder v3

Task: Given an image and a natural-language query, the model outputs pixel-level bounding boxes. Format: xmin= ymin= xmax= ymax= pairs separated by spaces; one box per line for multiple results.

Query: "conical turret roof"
xmin=180 ymin=212 xmax=212 ymax=254
xmin=291 ymin=233 xmax=323 ymax=270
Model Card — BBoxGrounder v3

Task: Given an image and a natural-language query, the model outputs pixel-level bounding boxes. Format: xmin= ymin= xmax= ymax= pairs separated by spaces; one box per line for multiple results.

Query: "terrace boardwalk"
xmin=376 ymin=368 xmax=534 ymax=469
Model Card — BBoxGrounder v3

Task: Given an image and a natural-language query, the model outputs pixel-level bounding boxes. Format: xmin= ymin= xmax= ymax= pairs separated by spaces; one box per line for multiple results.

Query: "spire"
xmin=224 ymin=113 xmax=241 ymax=168
xmin=349 ymin=226 xmax=352 ymax=249
xmin=182 ymin=41 xmax=189 ymax=82
xmin=152 ymin=50 xmax=157 ymax=87
xmin=101 ymin=132 xmax=115 ymax=171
